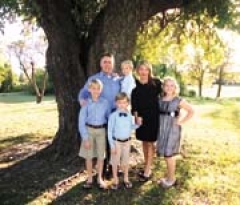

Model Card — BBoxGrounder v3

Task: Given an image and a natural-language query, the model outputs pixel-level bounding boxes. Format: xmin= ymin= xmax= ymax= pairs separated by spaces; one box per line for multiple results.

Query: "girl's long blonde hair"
xmin=162 ymin=76 xmax=180 ymax=96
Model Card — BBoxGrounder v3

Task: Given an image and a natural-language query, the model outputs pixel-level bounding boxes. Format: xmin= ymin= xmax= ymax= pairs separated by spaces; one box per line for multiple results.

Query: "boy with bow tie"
xmin=108 ymin=92 xmax=142 ymax=190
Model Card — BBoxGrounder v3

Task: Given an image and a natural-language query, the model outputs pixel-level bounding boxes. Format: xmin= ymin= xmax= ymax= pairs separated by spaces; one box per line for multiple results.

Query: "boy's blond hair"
xmin=115 ymin=92 xmax=130 ymax=102
xmin=121 ymin=60 xmax=134 ymax=70
xmin=88 ymin=79 xmax=103 ymax=90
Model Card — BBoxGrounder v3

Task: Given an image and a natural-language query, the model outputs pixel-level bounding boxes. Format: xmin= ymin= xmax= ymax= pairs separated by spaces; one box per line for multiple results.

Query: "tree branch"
xmin=149 ymin=0 xmax=183 ymax=17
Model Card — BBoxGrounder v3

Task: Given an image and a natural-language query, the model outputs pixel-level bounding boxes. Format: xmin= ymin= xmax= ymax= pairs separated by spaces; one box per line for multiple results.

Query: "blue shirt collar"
xmin=99 ymin=71 xmax=113 ymax=78
xmin=124 ymin=73 xmax=133 ymax=78
xmin=88 ymin=96 xmax=103 ymax=103
xmin=116 ymin=109 xmax=128 ymax=114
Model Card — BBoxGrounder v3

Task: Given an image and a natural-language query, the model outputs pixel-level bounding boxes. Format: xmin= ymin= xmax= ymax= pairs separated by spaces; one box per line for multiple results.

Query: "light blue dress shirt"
xmin=78 ymin=71 xmax=121 ymax=110
xmin=78 ymin=97 xmax=111 ymax=140
xmin=108 ymin=109 xmax=139 ymax=149
xmin=120 ymin=74 xmax=136 ymax=98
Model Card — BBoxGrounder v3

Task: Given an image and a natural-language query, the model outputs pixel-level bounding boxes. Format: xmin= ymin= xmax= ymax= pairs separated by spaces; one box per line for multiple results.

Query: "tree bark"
xmin=86 ymin=0 xmax=183 ymax=74
xmin=35 ymin=0 xmax=183 ymax=159
xmin=216 ymin=65 xmax=224 ymax=98
xmin=86 ymin=0 xmax=148 ymax=74
xmin=198 ymin=70 xmax=204 ymax=97
xmin=35 ymin=0 xmax=85 ymax=158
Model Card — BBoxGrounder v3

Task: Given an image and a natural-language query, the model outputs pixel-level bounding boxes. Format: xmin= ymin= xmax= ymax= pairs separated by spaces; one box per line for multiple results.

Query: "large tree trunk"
xmin=35 ymin=0 xmax=183 ymax=159
xmin=86 ymin=0 xmax=183 ymax=74
xmin=36 ymin=0 xmax=85 ymax=158
xmin=86 ymin=1 xmax=151 ymax=74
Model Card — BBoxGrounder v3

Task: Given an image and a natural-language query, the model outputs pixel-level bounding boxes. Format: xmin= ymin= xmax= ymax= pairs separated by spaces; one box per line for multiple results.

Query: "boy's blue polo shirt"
xmin=78 ymin=97 xmax=110 ymax=140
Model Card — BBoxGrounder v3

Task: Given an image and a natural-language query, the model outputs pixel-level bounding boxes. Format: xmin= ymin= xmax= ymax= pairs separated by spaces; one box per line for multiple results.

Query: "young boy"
xmin=78 ymin=79 xmax=111 ymax=189
xmin=108 ymin=92 xmax=142 ymax=190
xmin=120 ymin=60 xmax=136 ymax=99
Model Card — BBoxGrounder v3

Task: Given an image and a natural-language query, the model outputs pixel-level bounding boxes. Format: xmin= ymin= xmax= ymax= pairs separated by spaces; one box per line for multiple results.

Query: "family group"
xmin=78 ymin=52 xmax=194 ymax=190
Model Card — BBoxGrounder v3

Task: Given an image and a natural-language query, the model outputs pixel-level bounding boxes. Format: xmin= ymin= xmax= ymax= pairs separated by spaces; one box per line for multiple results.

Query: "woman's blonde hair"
xmin=162 ymin=76 xmax=180 ymax=96
xmin=136 ymin=60 xmax=153 ymax=79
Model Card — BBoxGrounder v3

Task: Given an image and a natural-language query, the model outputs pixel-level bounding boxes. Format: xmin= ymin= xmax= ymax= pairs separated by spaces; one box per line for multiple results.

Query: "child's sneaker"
xmin=160 ymin=178 xmax=176 ymax=188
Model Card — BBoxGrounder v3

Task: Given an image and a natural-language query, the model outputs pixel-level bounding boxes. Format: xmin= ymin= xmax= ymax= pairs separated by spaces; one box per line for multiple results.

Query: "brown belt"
xmin=86 ymin=123 xmax=106 ymax=129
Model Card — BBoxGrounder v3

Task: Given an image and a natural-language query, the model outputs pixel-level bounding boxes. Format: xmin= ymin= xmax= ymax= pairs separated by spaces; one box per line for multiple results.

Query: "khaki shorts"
xmin=79 ymin=127 xmax=106 ymax=160
xmin=110 ymin=140 xmax=130 ymax=166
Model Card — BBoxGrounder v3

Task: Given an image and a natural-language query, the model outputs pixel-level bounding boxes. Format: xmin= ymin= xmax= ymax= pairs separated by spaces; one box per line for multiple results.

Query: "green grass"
xmin=0 ymin=92 xmax=55 ymax=103
xmin=0 ymin=93 xmax=57 ymax=151
xmin=0 ymin=93 xmax=240 ymax=205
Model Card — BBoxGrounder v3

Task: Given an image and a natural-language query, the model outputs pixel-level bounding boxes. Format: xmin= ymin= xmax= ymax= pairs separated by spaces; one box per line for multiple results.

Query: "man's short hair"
xmin=100 ymin=52 xmax=114 ymax=60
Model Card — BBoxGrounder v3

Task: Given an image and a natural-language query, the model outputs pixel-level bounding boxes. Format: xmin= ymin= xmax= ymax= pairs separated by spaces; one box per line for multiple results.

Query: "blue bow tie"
xmin=119 ymin=113 xmax=127 ymax=117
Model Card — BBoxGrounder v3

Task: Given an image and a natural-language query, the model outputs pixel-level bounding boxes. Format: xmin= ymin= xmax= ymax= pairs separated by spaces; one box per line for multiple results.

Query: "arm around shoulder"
xmin=78 ymin=75 xmax=96 ymax=105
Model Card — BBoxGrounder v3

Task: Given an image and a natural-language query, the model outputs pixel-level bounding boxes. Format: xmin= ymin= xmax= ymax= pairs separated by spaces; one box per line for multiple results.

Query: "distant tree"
xmin=215 ymin=47 xmax=234 ymax=98
xmin=7 ymin=24 xmax=48 ymax=103
xmin=18 ymin=72 xmax=26 ymax=83
xmin=0 ymin=63 xmax=15 ymax=92
xmin=0 ymin=65 xmax=5 ymax=85
xmin=135 ymin=9 xmax=230 ymax=97
xmin=27 ymin=68 xmax=54 ymax=95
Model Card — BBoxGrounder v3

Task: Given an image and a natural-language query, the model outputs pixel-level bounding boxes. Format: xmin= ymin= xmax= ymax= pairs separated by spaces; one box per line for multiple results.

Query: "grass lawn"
xmin=0 ymin=92 xmax=57 ymax=162
xmin=0 ymin=93 xmax=240 ymax=205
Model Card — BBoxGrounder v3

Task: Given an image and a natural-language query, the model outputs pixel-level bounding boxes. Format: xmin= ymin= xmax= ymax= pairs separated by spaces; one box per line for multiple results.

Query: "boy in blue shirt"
xmin=108 ymin=92 xmax=142 ymax=189
xmin=78 ymin=79 xmax=111 ymax=189
xmin=120 ymin=60 xmax=136 ymax=99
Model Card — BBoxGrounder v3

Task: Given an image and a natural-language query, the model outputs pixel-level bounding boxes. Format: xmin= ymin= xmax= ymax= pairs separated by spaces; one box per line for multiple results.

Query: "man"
xmin=78 ymin=52 xmax=121 ymax=178
xmin=78 ymin=52 xmax=121 ymax=110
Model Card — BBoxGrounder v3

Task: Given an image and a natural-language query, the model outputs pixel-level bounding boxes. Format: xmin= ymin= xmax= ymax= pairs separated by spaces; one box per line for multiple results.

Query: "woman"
xmin=131 ymin=60 xmax=162 ymax=181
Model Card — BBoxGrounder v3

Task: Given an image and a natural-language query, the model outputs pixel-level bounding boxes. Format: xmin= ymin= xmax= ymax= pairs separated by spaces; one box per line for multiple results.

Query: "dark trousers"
xmin=103 ymin=108 xmax=117 ymax=179
xmin=102 ymin=126 xmax=112 ymax=179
